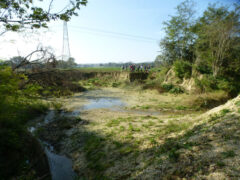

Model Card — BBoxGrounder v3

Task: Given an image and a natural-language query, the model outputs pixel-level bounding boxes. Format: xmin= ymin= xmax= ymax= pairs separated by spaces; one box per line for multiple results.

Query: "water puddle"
xmin=82 ymin=97 xmax=125 ymax=110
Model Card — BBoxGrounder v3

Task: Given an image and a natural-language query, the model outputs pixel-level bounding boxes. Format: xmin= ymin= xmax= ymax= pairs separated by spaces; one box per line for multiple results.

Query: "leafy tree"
xmin=67 ymin=57 xmax=77 ymax=68
xmin=195 ymin=4 xmax=240 ymax=77
xmin=57 ymin=57 xmax=77 ymax=69
xmin=0 ymin=65 xmax=50 ymax=178
xmin=0 ymin=0 xmax=87 ymax=33
xmin=160 ymin=0 xmax=196 ymax=65
xmin=173 ymin=59 xmax=192 ymax=79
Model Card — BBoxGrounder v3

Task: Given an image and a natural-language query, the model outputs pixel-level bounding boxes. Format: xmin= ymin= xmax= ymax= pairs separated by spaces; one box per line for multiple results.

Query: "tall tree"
xmin=195 ymin=4 xmax=240 ymax=77
xmin=159 ymin=0 xmax=196 ymax=65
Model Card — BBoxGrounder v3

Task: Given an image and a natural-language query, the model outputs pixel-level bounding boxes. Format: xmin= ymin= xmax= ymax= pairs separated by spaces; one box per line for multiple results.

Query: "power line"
xmin=68 ymin=29 xmax=157 ymax=43
xmin=51 ymin=25 xmax=158 ymax=42
xmin=69 ymin=25 xmax=157 ymax=41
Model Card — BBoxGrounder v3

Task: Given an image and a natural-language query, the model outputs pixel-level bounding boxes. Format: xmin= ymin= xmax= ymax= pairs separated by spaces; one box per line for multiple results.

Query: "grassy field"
xmin=74 ymin=67 xmax=122 ymax=72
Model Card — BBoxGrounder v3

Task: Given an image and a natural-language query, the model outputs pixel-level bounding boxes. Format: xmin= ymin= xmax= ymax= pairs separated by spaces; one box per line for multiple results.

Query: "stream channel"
xmin=29 ymin=89 xmax=163 ymax=179
xmin=29 ymin=90 xmax=126 ymax=180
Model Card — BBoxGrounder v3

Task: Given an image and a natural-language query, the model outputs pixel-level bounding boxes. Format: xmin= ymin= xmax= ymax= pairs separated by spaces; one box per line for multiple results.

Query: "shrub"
xmin=217 ymin=78 xmax=240 ymax=96
xmin=195 ymin=74 xmax=218 ymax=92
xmin=169 ymin=86 xmax=184 ymax=94
xmin=112 ymin=82 xmax=121 ymax=87
xmin=0 ymin=65 xmax=49 ymax=178
xmin=173 ymin=60 xmax=192 ymax=79
xmin=195 ymin=61 xmax=212 ymax=74
xmin=161 ymin=83 xmax=184 ymax=94
xmin=161 ymin=83 xmax=174 ymax=91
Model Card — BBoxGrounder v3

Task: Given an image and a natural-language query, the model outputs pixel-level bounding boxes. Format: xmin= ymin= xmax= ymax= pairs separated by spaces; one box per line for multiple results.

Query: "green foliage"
xmin=194 ymin=75 xmax=217 ymax=92
xmin=57 ymin=57 xmax=77 ymax=69
xmin=195 ymin=61 xmax=212 ymax=74
xmin=173 ymin=60 xmax=192 ymax=79
xmin=0 ymin=0 xmax=87 ymax=31
xmin=216 ymin=161 xmax=226 ymax=168
xmin=0 ymin=65 xmax=49 ymax=178
xmin=76 ymin=67 xmax=121 ymax=72
xmin=164 ymin=120 xmax=191 ymax=134
xmin=168 ymin=149 xmax=180 ymax=162
xmin=220 ymin=109 xmax=231 ymax=116
xmin=195 ymin=4 xmax=240 ymax=77
xmin=161 ymin=83 xmax=174 ymax=91
xmin=235 ymin=101 xmax=240 ymax=107
xmin=158 ymin=1 xmax=240 ymax=95
xmin=161 ymin=83 xmax=184 ymax=94
xmin=221 ymin=150 xmax=236 ymax=158
xmin=143 ymin=66 xmax=170 ymax=91
xmin=169 ymin=86 xmax=184 ymax=94
xmin=112 ymin=82 xmax=121 ymax=88
xmin=195 ymin=74 xmax=240 ymax=95
xmin=160 ymin=0 xmax=196 ymax=64
xmin=106 ymin=118 xmax=121 ymax=127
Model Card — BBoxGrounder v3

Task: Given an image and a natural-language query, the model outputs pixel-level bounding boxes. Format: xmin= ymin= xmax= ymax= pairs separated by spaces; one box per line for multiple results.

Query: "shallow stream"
xmin=30 ymin=90 xmax=127 ymax=180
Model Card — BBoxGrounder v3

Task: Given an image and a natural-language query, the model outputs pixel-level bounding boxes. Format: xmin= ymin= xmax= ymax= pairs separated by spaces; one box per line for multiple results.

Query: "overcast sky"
xmin=0 ymin=0 xmax=237 ymax=64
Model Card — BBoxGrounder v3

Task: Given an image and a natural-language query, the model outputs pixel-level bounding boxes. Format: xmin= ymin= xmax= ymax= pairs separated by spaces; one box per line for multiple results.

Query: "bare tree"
xmin=12 ymin=46 xmax=57 ymax=72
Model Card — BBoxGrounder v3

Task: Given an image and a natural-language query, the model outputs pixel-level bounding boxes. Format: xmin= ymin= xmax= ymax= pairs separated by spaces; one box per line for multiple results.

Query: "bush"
xmin=161 ymin=83 xmax=174 ymax=91
xmin=161 ymin=83 xmax=184 ymax=94
xmin=143 ymin=67 xmax=170 ymax=91
xmin=195 ymin=61 xmax=212 ymax=74
xmin=217 ymin=78 xmax=240 ymax=97
xmin=0 ymin=65 xmax=49 ymax=178
xmin=169 ymin=86 xmax=184 ymax=94
xmin=112 ymin=82 xmax=121 ymax=87
xmin=173 ymin=60 xmax=192 ymax=79
xmin=194 ymin=74 xmax=218 ymax=92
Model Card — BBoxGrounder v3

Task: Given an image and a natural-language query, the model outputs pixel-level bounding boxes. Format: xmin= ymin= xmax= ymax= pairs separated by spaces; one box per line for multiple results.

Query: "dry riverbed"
xmin=54 ymin=88 xmax=201 ymax=178
xmin=37 ymin=87 xmax=240 ymax=179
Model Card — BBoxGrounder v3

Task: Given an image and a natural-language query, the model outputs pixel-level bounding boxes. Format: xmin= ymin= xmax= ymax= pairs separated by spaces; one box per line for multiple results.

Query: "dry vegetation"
xmin=49 ymin=87 xmax=240 ymax=179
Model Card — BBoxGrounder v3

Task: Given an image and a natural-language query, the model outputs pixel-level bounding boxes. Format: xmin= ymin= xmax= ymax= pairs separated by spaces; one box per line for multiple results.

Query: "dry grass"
xmin=58 ymin=88 xmax=240 ymax=179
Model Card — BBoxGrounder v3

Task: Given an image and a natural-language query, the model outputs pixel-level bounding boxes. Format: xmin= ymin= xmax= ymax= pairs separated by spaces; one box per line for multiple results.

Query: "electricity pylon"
xmin=62 ymin=21 xmax=71 ymax=61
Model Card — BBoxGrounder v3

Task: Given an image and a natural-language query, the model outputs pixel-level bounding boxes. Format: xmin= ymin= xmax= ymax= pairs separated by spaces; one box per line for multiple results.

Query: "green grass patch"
xmin=176 ymin=105 xmax=187 ymax=110
xmin=220 ymin=109 xmax=231 ymax=116
xmin=140 ymin=105 xmax=151 ymax=110
xmin=119 ymin=146 xmax=134 ymax=155
xmin=76 ymin=67 xmax=121 ymax=72
xmin=106 ymin=118 xmax=121 ymax=127
xmin=216 ymin=161 xmax=226 ymax=168
xmin=164 ymin=120 xmax=191 ymax=134
xmin=221 ymin=150 xmax=236 ymax=158
xmin=235 ymin=101 xmax=240 ymax=107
